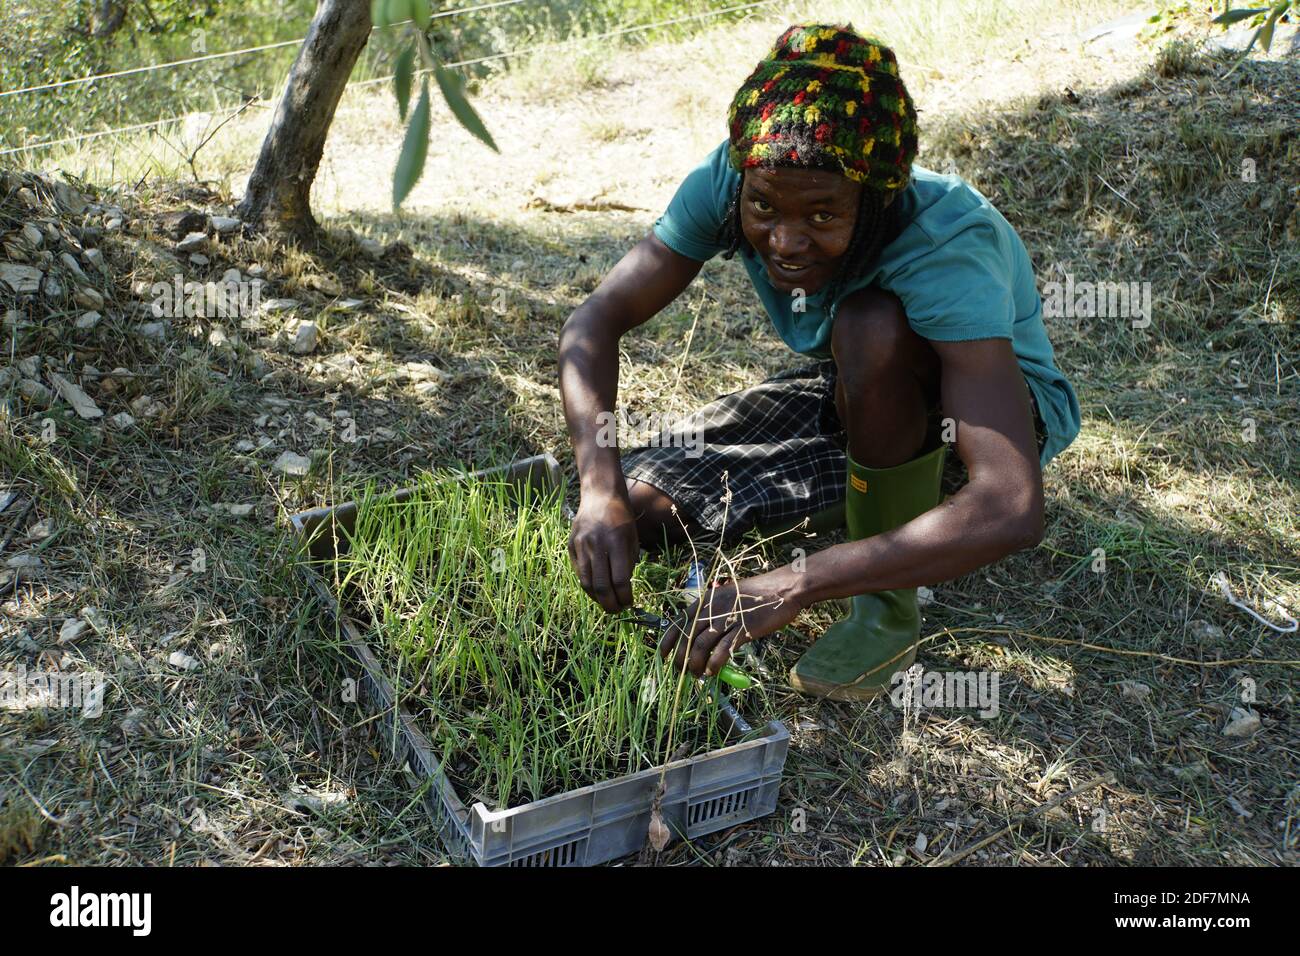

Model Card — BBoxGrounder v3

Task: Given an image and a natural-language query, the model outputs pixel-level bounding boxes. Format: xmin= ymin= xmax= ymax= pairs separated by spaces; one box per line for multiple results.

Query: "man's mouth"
xmin=768 ymin=258 xmax=816 ymax=278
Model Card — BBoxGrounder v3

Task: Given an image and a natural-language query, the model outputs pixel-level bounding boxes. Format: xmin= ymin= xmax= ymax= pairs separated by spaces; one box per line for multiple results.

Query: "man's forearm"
xmin=558 ymin=307 xmax=624 ymax=496
xmin=791 ymin=481 xmax=1042 ymax=606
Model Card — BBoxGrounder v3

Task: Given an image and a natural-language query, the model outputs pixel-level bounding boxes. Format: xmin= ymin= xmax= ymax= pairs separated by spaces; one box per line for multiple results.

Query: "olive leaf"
xmin=393 ymin=42 xmax=415 ymax=121
xmin=435 ymin=64 xmax=499 ymax=153
xmin=1210 ymin=6 xmax=1270 ymax=24
xmin=393 ymin=78 xmax=431 ymax=209
xmin=1256 ymin=2 xmax=1287 ymax=51
xmin=386 ymin=0 xmax=414 ymax=28
xmin=411 ymin=0 xmax=433 ymax=31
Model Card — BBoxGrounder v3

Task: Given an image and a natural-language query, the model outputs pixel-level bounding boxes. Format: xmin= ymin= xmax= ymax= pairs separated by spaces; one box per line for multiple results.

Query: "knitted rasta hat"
xmin=727 ymin=24 xmax=918 ymax=194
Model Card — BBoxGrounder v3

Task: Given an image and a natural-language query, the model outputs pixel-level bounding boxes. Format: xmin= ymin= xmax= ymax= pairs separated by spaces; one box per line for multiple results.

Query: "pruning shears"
xmin=620 ymin=606 xmax=754 ymax=691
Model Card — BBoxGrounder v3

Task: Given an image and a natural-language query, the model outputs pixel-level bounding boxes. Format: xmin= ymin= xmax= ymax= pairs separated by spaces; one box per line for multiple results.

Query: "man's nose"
xmin=769 ymin=221 xmax=809 ymax=258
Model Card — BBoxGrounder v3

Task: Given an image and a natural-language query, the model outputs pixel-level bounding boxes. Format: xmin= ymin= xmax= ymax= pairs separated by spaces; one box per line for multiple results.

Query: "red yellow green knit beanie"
xmin=726 ymin=24 xmax=918 ymax=193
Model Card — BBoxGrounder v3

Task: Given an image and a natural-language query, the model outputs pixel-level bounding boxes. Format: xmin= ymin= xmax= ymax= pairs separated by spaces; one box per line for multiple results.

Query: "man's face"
xmin=739 ymin=166 xmax=863 ymax=295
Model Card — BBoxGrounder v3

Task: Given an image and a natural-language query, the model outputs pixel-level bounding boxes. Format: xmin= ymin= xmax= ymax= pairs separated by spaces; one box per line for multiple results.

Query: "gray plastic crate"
xmin=289 ymin=453 xmax=789 ymax=866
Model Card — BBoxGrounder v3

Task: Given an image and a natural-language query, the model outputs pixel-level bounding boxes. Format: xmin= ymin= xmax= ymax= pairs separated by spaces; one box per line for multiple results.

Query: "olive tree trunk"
xmin=237 ymin=0 xmax=372 ymax=238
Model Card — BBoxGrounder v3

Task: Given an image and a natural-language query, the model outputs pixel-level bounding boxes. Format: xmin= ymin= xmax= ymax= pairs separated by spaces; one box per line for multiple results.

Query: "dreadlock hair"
xmin=716 ymin=167 xmax=904 ymax=312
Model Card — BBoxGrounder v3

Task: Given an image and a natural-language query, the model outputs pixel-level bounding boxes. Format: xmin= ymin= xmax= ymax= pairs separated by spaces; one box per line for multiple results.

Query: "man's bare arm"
xmin=559 ymin=232 xmax=703 ymax=611
xmin=793 ymin=336 xmax=1044 ymax=605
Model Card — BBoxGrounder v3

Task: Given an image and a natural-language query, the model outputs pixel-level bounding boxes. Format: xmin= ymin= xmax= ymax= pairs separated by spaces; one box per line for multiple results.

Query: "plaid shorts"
xmin=620 ymin=359 xmax=1046 ymax=546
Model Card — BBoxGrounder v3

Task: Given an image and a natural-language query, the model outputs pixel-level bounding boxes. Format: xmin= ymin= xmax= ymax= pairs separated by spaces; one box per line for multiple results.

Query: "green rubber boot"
xmin=789 ymin=444 xmax=947 ymax=701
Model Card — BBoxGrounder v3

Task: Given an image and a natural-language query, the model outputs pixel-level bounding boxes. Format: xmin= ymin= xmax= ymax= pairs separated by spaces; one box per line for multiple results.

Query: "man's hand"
xmin=568 ymin=489 xmax=639 ymax=613
xmin=559 ymin=233 xmax=703 ymax=613
xmin=659 ymin=566 xmax=805 ymax=677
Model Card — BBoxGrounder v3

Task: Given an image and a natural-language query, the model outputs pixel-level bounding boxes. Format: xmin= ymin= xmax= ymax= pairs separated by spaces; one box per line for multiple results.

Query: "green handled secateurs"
xmin=621 ymin=607 xmax=754 ymax=691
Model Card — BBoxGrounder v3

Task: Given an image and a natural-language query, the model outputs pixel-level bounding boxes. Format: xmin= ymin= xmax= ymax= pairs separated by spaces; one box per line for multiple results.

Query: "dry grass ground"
xmin=2 ymin=1 xmax=1296 ymax=865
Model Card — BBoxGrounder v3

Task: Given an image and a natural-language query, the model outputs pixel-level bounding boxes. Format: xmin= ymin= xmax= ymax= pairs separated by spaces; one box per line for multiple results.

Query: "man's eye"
xmin=751 ymin=199 xmax=773 ymax=213
xmin=810 ymin=212 xmax=834 ymax=224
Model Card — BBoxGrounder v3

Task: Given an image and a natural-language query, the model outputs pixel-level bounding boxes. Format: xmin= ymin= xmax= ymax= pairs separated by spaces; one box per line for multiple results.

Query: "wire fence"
xmin=0 ymin=0 xmax=784 ymax=158
xmin=0 ymin=0 xmax=534 ymax=100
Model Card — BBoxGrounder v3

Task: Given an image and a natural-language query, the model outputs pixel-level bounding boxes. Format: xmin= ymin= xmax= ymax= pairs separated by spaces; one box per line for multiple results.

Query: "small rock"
xmin=47 ymin=371 xmax=104 ymax=419
xmin=5 ymin=553 xmax=42 ymax=570
xmin=105 ymin=217 xmax=123 ymax=232
xmin=176 ymin=231 xmax=209 ymax=253
xmin=26 ymin=518 xmax=54 ymax=540
xmin=1189 ymin=619 xmax=1225 ymax=642
xmin=189 ymin=253 xmax=210 ymax=266
xmin=129 ymin=395 xmax=166 ymax=418
xmin=334 ymin=298 xmax=365 ymax=311
xmin=1118 ymin=680 xmax=1151 ymax=701
xmin=234 ymin=439 xmax=256 ymax=452
xmin=74 ymin=286 xmax=104 ymax=310
xmin=109 ymin=411 xmax=135 ymax=430
xmin=53 ymin=182 xmax=87 ymax=215
xmin=210 ymin=215 xmax=241 ymax=235
xmin=288 ymin=320 xmax=319 ymax=354
xmin=1222 ymin=707 xmax=1261 ymax=738
xmin=226 ymin=503 xmax=255 ymax=517
xmin=17 ymin=379 xmax=52 ymax=405
xmin=304 ymin=274 xmax=342 ymax=296
xmin=400 ymin=361 xmax=447 ymax=383
xmin=272 ymin=450 xmax=312 ymax=477
xmin=137 ymin=322 xmax=167 ymax=341
xmin=1224 ymin=794 xmax=1252 ymax=819
xmin=208 ymin=327 xmax=229 ymax=349
xmin=313 ymin=354 xmax=359 ymax=385
xmin=220 ymin=268 xmax=242 ymax=284
xmin=358 ymin=237 xmax=382 ymax=259
xmin=260 ymin=297 xmax=299 ymax=314
xmin=75 ymin=311 xmax=101 ymax=330
xmin=58 ymin=618 xmax=90 ymax=645
xmin=917 ymin=586 xmax=934 ymax=607
xmin=83 ymin=248 xmax=105 ymax=272
xmin=16 ymin=187 xmax=38 ymax=208
xmin=43 ymin=274 xmax=65 ymax=299
xmin=168 ymin=650 xmax=200 ymax=671
xmin=120 ymin=708 xmax=149 ymax=738
xmin=284 ymin=790 xmax=350 ymax=812
xmin=20 ymin=223 xmax=43 ymax=249
xmin=158 ymin=210 xmax=207 ymax=239
xmin=81 ymin=607 xmax=109 ymax=634
xmin=16 ymin=355 xmax=41 ymax=378
xmin=59 ymin=252 xmax=88 ymax=281
xmin=246 ymin=263 xmax=265 ymax=278
xmin=0 ymin=263 xmax=43 ymax=293
xmin=304 ymin=410 xmax=332 ymax=432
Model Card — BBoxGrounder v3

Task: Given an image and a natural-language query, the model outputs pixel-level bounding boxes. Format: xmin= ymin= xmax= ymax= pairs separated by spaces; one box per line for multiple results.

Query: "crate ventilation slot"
xmin=510 ymin=838 xmax=585 ymax=867
xmin=688 ymin=787 xmax=755 ymax=827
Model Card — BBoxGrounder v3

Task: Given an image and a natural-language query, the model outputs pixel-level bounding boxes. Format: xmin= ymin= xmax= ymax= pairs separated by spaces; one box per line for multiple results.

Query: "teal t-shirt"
xmin=652 ymin=138 xmax=1081 ymax=466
